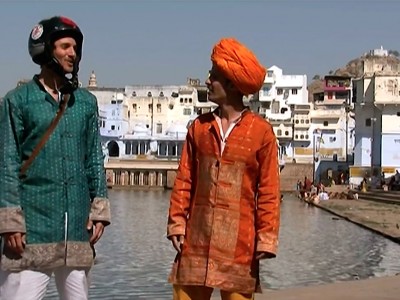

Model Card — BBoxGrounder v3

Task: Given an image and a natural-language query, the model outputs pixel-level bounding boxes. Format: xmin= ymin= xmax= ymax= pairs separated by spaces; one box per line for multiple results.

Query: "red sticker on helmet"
xmin=60 ymin=16 xmax=77 ymax=28
xmin=31 ymin=24 xmax=43 ymax=40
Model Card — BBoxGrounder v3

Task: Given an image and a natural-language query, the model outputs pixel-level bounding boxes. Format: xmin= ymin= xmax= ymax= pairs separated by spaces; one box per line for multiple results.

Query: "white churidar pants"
xmin=0 ymin=266 xmax=90 ymax=300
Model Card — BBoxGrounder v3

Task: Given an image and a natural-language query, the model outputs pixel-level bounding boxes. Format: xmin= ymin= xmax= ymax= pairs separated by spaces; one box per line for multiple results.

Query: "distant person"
xmin=317 ymin=181 xmax=325 ymax=194
xmin=167 ymin=37 xmax=280 ymax=300
xmin=0 ymin=16 xmax=110 ymax=299
xmin=395 ymin=170 xmax=400 ymax=183
xmin=360 ymin=177 xmax=368 ymax=192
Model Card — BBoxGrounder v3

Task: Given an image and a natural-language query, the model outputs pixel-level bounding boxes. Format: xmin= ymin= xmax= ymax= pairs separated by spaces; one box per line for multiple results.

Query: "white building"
xmin=351 ymin=52 xmax=400 ymax=186
xmin=251 ymin=65 xmax=309 ymax=163
xmin=251 ymin=65 xmax=355 ymax=183
xmin=88 ymin=73 xmax=216 ymax=160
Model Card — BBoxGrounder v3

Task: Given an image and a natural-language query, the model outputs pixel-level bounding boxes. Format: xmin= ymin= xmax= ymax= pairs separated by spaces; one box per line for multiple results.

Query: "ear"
xmin=226 ymin=80 xmax=239 ymax=92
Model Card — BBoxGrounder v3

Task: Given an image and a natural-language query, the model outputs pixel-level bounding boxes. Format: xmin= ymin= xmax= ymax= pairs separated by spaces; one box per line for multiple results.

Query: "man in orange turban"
xmin=211 ymin=37 xmax=266 ymax=96
xmin=167 ymin=37 xmax=280 ymax=300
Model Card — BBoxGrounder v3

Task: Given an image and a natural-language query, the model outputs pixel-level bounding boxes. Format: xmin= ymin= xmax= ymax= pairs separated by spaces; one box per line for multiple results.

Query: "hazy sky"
xmin=0 ymin=0 xmax=398 ymax=96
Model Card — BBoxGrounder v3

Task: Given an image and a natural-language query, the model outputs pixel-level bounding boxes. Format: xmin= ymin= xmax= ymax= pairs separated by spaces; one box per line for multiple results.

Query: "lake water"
xmin=43 ymin=190 xmax=400 ymax=299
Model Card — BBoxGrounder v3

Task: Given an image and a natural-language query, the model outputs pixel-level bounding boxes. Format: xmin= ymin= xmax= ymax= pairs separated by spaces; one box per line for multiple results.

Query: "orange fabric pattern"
xmin=167 ymin=110 xmax=280 ymax=294
xmin=211 ymin=38 xmax=266 ymax=96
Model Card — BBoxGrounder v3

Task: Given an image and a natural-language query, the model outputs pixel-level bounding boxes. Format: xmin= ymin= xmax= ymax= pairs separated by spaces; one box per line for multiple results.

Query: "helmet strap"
xmin=47 ymin=57 xmax=79 ymax=94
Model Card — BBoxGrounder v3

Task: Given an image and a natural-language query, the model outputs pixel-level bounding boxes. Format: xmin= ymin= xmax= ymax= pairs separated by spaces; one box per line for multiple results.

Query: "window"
xmin=285 ymin=131 xmax=289 ymax=136
xmin=267 ymin=70 xmax=273 ymax=77
xmin=148 ymin=104 xmax=153 ymax=113
xmin=183 ymin=108 xmax=192 ymax=115
xmin=157 ymin=103 xmax=161 ymax=113
xmin=156 ymin=123 xmax=162 ymax=134
xmin=132 ymin=104 xmax=137 ymax=113
xmin=366 ymin=118 xmax=372 ymax=127
xmin=292 ymin=89 xmax=298 ymax=95
xmin=277 ymin=129 xmax=282 ymax=136
xmin=277 ymin=88 xmax=283 ymax=95
xmin=271 ymin=101 xmax=280 ymax=114
xmin=180 ymin=98 xmax=184 ymax=103
xmin=327 ymin=92 xmax=333 ymax=99
xmin=147 ymin=91 xmax=152 ymax=97
xmin=189 ymin=98 xmax=192 ymax=103
xmin=132 ymin=91 xmax=136 ymax=97
xmin=125 ymin=142 xmax=131 ymax=155
xmin=323 ymin=121 xmax=328 ymax=126
xmin=159 ymin=91 xmax=164 ymax=97
xmin=111 ymin=125 xmax=115 ymax=130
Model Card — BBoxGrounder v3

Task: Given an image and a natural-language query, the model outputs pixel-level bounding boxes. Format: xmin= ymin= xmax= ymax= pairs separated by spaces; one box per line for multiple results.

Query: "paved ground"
xmin=211 ymin=275 xmax=400 ymax=299
xmin=259 ymin=275 xmax=400 ymax=300
xmin=211 ymin=196 xmax=400 ymax=299
xmin=315 ymin=197 xmax=400 ymax=242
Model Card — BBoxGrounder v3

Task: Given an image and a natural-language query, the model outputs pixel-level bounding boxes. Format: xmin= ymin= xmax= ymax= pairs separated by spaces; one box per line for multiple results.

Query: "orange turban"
xmin=211 ymin=38 xmax=266 ymax=96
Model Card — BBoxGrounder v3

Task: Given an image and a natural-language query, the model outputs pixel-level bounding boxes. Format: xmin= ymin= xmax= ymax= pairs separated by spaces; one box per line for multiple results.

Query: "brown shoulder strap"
xmin=20 ymin=94 xmax=70 ymax=176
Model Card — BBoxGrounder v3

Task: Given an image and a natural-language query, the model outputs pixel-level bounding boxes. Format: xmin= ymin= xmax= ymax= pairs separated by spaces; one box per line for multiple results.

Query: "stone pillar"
xmin=157 ymin=172 xmax=163 ymax=187
xmin=166 ymin=170 xmax=177 ymax=189
xmin=139 ymin=172 xmax=144 ymax=186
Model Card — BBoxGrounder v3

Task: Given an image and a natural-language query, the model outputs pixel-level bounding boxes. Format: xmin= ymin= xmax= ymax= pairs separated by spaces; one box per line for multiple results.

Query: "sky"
xmin=0 ymin=0 xmax=399 ymax=97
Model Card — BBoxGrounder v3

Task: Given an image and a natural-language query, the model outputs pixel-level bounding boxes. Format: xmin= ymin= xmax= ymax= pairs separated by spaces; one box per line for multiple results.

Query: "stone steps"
xmin=357 ymin=190 xmax=400 ymax=205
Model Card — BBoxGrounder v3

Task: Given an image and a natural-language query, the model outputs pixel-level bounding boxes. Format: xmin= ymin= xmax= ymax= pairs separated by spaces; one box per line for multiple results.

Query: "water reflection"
xmin=43 ymin=190 xmax=400 ymax=299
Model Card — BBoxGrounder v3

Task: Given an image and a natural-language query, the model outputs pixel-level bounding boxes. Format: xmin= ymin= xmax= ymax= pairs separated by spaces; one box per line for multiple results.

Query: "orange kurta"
xmin=167 ymin=110 xmax=280 ymax=294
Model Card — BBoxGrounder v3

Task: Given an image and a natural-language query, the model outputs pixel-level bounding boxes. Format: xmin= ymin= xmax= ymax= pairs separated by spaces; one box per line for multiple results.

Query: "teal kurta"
xmin=0 ymin=76 xmax=111 ymax=271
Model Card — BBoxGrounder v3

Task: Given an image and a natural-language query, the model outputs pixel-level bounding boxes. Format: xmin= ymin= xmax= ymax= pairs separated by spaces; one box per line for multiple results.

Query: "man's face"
xmin=52 ymin=37 xmax=77 ymax=74
xmin=205 ymin=66 xmax=229 ymax=105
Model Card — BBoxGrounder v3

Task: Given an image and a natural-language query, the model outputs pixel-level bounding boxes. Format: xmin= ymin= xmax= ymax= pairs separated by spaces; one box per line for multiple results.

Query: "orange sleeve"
xmin=167 ymin=124 xmax=195 ymax=238
xmin=255 ymin=127 xmax=281 ymax=255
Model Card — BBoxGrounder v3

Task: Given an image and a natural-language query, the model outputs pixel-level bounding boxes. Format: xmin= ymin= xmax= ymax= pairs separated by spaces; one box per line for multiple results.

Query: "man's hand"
xmin=3 ymin=232 xmax=26 ymax=255
xmin=87 ymin=220 xmax=105 ymax=245
xmin=170 ymin=235 xmax=184 ymax=253
xmin=255 ymin=251 xmax=275 ymax=260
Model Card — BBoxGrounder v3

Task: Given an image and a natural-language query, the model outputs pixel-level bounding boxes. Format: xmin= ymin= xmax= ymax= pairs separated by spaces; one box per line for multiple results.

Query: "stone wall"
xmin=280 ymin=163 xmax=313 ymax=192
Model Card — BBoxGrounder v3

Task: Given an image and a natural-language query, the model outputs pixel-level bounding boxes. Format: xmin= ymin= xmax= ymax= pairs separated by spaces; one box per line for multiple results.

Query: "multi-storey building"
xmin=350 ymin=49 xmax=400 ymax=186
xmin=88 ymin=73 xmax=216 ymax=160
xmin=311 ymin=75 xmax=354 ymax=182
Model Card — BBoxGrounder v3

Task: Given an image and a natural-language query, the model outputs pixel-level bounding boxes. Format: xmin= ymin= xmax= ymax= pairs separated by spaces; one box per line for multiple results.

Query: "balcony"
xmin=294 ymin=104 xmax=311 ymax=112
xmin=310 ymin=109 xmax=342 ymax=119
xmin=293 ymin=131 xmax=311 ymax=141
xmin=268 ymin=118 xmax=293 ymax=125
xmin=274 ymin=127 xmax=292 ymax=140
xmin=294 ymin=118 xmax=311 ymax=128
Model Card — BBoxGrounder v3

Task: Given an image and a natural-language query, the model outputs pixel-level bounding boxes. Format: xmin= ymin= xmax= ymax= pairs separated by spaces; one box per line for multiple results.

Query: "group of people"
xmin=0 ymin=16 xmax=280 ymax=300
xmin=297 ymin=177 xmax=329 ymax=204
